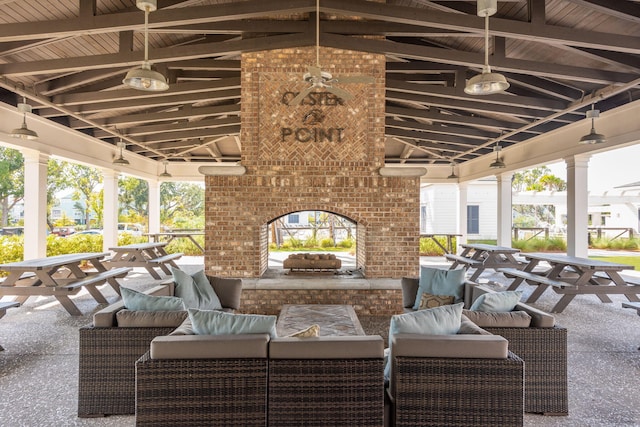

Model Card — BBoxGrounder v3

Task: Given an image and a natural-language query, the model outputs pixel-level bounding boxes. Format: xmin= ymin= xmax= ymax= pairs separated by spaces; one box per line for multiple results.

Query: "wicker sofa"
xmin=282 ymin=253 xmax=342 ymax=271
xmin=401 ymin=277 xmax=568 ymax=416
xmin=77 ymin=276 xmax=242 ymax=418
xmin=135 ymin=333 xmax=385 ymax=427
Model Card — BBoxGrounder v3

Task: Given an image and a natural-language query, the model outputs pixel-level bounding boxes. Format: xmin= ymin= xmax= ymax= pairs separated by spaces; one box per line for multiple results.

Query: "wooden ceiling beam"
xmin=141 ymin=124 xmax=241 ymax=144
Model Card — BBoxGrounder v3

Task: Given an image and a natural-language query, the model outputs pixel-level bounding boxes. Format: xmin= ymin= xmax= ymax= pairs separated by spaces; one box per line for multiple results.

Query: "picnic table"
xmin=106 ymin=242 xmax=182 ymax=279
xmin=499 ymin=252 xmax=640 ymax=313
xmin=445 ymin=243 xmax=522 ymax=281
xmin=145 ymin=230 xmax=204 ymax=253
xmin=0 ymin=253 xmax=131 ymax=316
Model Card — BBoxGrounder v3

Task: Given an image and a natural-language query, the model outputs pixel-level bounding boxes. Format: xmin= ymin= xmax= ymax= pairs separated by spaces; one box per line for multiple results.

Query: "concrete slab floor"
xmin=0 ymin=256 xmax=639 ymax=426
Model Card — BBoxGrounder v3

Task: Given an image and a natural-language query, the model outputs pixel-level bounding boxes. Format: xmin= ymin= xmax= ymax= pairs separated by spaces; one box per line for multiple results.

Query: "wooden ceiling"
xmin=1 ymin=0 xmax=639 ymax=166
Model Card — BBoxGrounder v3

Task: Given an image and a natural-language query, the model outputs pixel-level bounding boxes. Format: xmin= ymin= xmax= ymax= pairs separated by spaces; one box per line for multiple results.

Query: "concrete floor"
xmin=1 ymin=254 xmax=639 ymax=426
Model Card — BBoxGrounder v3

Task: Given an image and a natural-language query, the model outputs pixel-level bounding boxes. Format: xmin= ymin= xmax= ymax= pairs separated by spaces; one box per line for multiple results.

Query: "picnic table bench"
xmin=0 ymin=301 xmax=20 ymax=350
xmin=501 ymin=252 xmax=639 ymax=313
xmin=0 ymin=253 xmax=131 ymax=316
xmin=446 ymin=243 xmax=522 ymax=281
xmin=106 ymin=242 xmax=182 ymax=279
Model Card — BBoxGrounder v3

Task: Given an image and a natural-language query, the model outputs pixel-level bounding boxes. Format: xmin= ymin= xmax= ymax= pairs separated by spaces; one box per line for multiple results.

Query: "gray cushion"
xmin=121 ymin=286 xmax=185 ymax=312
xmin=470 ymin=290 xmax=523 ymax=312
xmin=463 ymin=309 xmax=532 ymax=328
xmin=116 ymin=309 xmax=188 ymax=327
xmin=188 ymin=308 xmax=277 ymax=337
xmin=172 ymin=267 xmax=222 ymax=310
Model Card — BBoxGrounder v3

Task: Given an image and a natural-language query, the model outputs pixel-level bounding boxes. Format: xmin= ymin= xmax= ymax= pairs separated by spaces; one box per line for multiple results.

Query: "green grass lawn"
xmin=590 ymin=256 xmax=640 ymax=270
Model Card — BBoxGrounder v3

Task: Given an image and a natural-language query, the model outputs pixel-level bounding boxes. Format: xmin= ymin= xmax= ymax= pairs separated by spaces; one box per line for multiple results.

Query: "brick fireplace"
xmin=203 ymin=46 xmax=420 ymax=285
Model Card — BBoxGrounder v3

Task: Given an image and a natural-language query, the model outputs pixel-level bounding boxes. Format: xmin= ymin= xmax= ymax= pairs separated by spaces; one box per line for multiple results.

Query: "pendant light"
xmin=159 ymin=160 xmax=172 ymax=177
xmin=447 ymin=161 xmax=458 ymax=179
xmin=113 ymin=139 xmax=130 ymax=165
xmin=464 ymin=0 xmax=510 ymax=95
xmin=489 ymin=144 xmax=506 ymax=169
xmin=123 ymin=0 xmax=169 ymax=91
xmin=9 ymin=96 xmax=38 ymax=140
xmin=579 ymin=104 xmax=606 ymax=144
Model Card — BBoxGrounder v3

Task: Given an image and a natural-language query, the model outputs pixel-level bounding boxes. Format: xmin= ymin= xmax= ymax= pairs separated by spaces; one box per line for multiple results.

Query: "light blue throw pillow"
xmin=384 ymin=302 xmax=464 ymax=381
xmin=413 ymin=266 xmax=466 ymax=310
xmin=470 ymin=291 xmax=523 ymax=312
xmin=188 ymin=308 xmax=278 ymax=338
xmin=121 ymin=286 xmax=186 ymax=312
xmin=172 ymin=267 xmax=222 ymax=310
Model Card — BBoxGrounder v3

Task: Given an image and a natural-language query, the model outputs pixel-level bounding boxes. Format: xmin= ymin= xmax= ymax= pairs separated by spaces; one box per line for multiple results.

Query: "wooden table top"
xmin=109 ymin=242 xmax=167 ymax=251
xmin=461 ymin=243 xmax=520 ymax=253
xmin=0 ymin=252 xmax=109 ymax=270
xmin=522 ymin=253 xmax=634 ymax=270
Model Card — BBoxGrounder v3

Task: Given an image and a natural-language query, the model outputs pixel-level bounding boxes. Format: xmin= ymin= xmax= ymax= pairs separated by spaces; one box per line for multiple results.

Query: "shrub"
xmin=337 ymin=238 xmax=354 ymax=248
xmin=304 ymin=237 xmax=318 ymax=248
xmin=419 ymin=237 xmax=456 ymax=256
xmin=320 ymin=238 xmax=335 ymax=248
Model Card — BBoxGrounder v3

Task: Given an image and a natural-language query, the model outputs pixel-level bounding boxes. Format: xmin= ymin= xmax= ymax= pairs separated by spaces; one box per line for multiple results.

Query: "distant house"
xmin=420 ymin=180 xmax=640 ymax=240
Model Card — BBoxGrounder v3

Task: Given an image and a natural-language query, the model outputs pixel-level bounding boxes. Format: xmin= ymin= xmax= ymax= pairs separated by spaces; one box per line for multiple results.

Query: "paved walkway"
xmin=0 ymin=254 xmax=639 ymax=425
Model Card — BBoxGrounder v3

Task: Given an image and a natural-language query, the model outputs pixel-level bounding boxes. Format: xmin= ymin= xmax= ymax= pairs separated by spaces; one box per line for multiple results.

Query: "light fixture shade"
xmin=579 ymin=107 xmax=606 ymax=144
xmin=123 ymin=62 xmax=169 ymax=91
xmin=465 ymin=70 xmax=510 ymax=95
xmin=113 ymin=156 xmax=130 ymax=165
xmin=159 ymin=160 xmax=172 ymax=177
xmin=490 ymin=158 xmax=506 ymax=169
xmin=9 ymin=121 xmax=38 ymax=140
xmin=579 ymin=129 xmax=606 ymax=144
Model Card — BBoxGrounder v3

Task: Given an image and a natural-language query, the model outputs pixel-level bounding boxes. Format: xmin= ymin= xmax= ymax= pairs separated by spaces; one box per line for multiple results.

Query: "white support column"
xmin=496 ymin=172 xmax=514 ymax=247
xmin=148 ymin=179 xmax=161 ymax=234
xmin=22 ymin=149 xmax=49 ymax=260
xmin=456 ymin=182 xmax=468 ymax=253
xmin=102 ymin=170 xmax=119 ymax=252
xmin=566 ymin=154 xmax=591 ymax=257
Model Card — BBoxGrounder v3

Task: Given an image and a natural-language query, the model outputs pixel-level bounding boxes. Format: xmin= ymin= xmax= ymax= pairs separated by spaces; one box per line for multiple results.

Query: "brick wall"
xmin=239 ymin=288 xmax=404 ymax=317
xmin=204 ymin=46 xmax=420 ymax=279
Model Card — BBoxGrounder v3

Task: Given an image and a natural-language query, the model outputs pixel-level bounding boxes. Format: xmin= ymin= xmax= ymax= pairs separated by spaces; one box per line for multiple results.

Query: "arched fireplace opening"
xmin=259 ymin=209 xmax=366 ymax=277
xmin=266 ymin=210 xmax=357 ymax=273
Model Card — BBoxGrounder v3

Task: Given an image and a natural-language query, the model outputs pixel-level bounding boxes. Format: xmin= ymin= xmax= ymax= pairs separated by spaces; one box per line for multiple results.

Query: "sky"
xmin=542 ymin=144 xmax=640 ymax=193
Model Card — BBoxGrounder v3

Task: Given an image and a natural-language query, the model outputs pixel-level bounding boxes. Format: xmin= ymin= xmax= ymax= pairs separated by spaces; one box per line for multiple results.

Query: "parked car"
xmin=74 ymin=229 xmax=103 ymax=235
xmin=0 ymin=226 xmax=24 ymax=236
xmin=52 ymin=226 xmax=76 ymax=237
xmin=117 ymin=223 xmax=144 ymax=236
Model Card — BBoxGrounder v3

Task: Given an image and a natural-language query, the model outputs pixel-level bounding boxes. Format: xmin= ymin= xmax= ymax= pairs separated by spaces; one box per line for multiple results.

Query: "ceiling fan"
xmin=288 ymin=0 xmax=374 ymax=106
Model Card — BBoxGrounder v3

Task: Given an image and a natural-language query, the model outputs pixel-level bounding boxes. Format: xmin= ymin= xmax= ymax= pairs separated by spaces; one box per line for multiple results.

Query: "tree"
xmin=67 ymin=163 xmax=102 ymax=226
xmin=119 ymin=176 xmax=148 ymax=221
xmin=47 ymin=159 xmax=71 ymax=231
xmin=160 ymin=182 xmax=204 ymax=226
xmin=512 ymin=166 xmax=567 ymax=228
xmin=0 ymin=147 xmax=24 ymax=226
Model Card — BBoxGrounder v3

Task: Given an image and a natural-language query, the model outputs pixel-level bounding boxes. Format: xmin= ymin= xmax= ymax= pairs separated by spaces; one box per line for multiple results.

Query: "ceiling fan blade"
xmin=333 ymin=75 xmax=375 ymax=84
xmin=288 ymin=87 xmax=314 ymax=105
xmin=326 ymin=85 xmax=353 ymax=101
xmin=308 ymin=65 xmax=322 ymax=78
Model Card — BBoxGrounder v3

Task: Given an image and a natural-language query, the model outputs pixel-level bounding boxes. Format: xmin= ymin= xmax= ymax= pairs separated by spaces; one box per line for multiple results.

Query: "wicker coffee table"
xmin=276 ymin=304 xmax=365 ymax=336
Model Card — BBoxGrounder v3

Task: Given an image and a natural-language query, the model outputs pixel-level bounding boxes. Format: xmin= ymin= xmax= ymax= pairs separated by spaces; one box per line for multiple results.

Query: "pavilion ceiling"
xmin=1 ymin=0 xmax=639 ymax=166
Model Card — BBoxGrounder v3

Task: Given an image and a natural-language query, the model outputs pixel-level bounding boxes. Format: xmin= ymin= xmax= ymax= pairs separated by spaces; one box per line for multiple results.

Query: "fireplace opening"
xmin=264 ymin=210 xmax=361 ymax=275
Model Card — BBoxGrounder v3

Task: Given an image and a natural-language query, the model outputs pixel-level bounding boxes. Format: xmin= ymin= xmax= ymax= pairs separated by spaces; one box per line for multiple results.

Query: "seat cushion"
xmin=463 ymin=309 xmax=532 ymax=328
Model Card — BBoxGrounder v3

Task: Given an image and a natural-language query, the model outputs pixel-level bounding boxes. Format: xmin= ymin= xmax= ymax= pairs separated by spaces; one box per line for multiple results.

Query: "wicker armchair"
xmin=472 ymin=285 xmax=568 ymax=415
xmin=388 ymin=333 xmax=524 ymax=427
xmin=268 ymin=336 xmax=385 ymax=427
xmin=401 ymin=277 xmax=568 ymax=416
xmin=77 ymin=276 xmax=242 ymax=417
xmin=135 ymin=334 xmax=270 ymax=426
